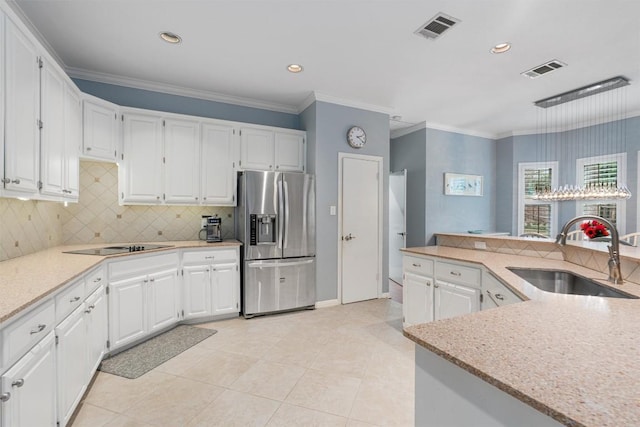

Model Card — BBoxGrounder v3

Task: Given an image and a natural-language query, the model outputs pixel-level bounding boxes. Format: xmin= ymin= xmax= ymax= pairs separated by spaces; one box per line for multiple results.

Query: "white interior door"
xmin=389 ymin=170 xmax=407 ymax=284
xmin=340 ymin=154 xmax=382 ymax=304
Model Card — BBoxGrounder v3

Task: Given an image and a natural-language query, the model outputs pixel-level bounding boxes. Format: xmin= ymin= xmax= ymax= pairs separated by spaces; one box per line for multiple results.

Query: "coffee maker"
xmin=202 ymin=216 xmax=222 ymax=243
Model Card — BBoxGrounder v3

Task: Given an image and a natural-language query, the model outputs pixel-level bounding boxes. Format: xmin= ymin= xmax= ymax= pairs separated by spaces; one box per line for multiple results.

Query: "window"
xmin=518 ymin=162 xmax=558 ymax=237
xmin=576 ymin=153 xmax=626 ymax=232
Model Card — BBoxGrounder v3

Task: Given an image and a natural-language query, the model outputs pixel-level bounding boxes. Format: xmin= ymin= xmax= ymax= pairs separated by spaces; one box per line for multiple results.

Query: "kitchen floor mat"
xmin=99 ymin=325 xmax=217 ymax=379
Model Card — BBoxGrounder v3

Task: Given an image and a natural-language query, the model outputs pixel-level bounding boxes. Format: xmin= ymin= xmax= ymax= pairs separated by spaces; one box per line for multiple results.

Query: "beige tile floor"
xmin=72 ymin=299 xmax=415 ymax=427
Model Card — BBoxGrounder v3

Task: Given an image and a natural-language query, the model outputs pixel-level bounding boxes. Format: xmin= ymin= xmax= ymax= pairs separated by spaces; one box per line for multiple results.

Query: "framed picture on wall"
xmin=444 ymin=173 xmax=483 ymax=196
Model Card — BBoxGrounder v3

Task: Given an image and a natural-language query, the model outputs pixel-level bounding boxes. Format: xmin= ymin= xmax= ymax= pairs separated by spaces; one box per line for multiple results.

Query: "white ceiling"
xmin=10 ymin=0 xmax=640 ymax=138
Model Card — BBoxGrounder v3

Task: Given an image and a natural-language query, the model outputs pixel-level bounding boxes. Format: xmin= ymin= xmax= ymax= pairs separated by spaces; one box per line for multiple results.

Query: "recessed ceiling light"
xmin=287 ymin=64 xmax=304 ymax=73
xmin=159 ymin=31 xmax=182 ymax=44
xmin=491 ymin=42 xmax=511 ymax=54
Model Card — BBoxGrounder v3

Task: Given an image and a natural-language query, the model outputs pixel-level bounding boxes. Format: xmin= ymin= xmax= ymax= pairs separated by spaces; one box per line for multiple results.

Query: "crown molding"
xmin=423 ymin=121 xmax=497 ymax=140
xmin=66 ymin=67 xmax=300 ymax=114
xmin=390 ymin=121 xmax=427 ymax=139
xmin=298 ymin=91 xmax=394 ymax=116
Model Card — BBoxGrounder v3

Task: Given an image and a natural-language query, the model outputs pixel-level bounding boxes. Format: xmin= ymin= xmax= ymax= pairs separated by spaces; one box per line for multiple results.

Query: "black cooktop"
xmin=64 ymin=244 xmax=173 ymax=256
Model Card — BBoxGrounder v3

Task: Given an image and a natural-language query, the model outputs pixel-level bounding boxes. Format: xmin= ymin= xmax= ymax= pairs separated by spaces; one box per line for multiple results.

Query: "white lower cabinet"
xmin=147 ymin=268 xmax=180 ymax=333
xmin=481 ymin=270 xmax=523 ymax=310
xmin=434 ymin=280 xmax=481 ymax=321
xmin=182 ymin=249 xmax=240 ymax=321
xmin=1 ymin=331 xmax=56 ymax=427
xmin=403 ymin=254 xmax=482 ymax=326
xmin=109 ymin=274 xmax=147 ymax=350
xmin=107 ymin=252 xmax=179 ymax=351
xmin=56 ymin=305 xmax=87 ymax=427
xmin=85 ymin=286 xmax=107 ymax=378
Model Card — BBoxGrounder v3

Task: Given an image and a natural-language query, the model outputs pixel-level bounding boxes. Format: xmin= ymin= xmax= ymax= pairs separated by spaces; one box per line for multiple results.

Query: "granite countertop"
xmin=402 ymin=246 xmax=640 ymax=427
xmin=0 ymin=240 xmax=242 ymax=324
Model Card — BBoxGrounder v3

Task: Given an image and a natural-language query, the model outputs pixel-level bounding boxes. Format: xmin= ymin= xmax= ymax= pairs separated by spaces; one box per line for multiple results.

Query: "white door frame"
xmin=337 ymin=152 xmax=384 ymax=304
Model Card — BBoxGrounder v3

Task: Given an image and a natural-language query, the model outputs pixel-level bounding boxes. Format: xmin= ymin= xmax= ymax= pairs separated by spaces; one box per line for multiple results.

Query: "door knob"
xmin=343 ymin=233 xmax=356 ymax=241
xmin=397 ymin=232 xmax=406 ymax=237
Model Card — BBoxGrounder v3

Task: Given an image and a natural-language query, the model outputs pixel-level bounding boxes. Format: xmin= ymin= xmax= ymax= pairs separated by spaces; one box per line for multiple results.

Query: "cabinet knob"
xmin=195 ymin=197 xmax=198 ymax=200
xmin=1 ymin=178 xmax=10 ymax=184
xmin=156 ymin=196 xmax=160 ymax=200
xmin=11 ymin=379 xmax=24 ymax=388
xmin=11 ymin=179 xmax=20 ymax=184
xmin=434 ymin=284 xmax=439 ymax=288
xmin=150 ymin=278 xmax=155 ymax=282
xmin=0 ymin=392 xmax=10 ymax=402
xmin=203 ymin=197 xmax=207 ymax=200
xmin=86 ymin=147 xmax=92 ymax=151
xmin=450 ymin=271 xmax=461 ymax=276
xmin=426 ymin=282 xmax=431 ymax=287
xmin=29 ymin=324 xmax=46 ymax=334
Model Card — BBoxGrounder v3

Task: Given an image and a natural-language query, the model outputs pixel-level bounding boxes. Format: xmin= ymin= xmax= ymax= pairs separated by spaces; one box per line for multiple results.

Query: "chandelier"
xmin=533 ymin=76 xmax=631 ymax=201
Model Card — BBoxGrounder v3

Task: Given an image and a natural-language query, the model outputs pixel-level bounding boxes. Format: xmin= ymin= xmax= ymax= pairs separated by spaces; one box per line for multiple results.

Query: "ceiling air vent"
xmin=414 ymin=13 xmax=460 ymax=40
xmin=521 ymin=60 xmax=567 ymax=79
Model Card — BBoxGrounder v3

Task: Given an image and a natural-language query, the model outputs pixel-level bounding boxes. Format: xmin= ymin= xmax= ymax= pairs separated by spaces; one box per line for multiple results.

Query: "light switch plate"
xmin=330 ymin=205 xmax=337 ymax=216
xmin=474 ymin=241 xmax=487 ymax=250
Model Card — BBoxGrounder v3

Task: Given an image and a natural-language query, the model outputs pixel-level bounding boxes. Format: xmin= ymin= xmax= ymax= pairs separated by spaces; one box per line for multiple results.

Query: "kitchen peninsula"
xmin=402 ymin=234 xmax=640 ymax=427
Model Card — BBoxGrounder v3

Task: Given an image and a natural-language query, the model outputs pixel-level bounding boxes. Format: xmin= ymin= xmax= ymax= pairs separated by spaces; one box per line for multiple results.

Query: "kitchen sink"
xmin=507 ymin=267 xmax=638 ymax=299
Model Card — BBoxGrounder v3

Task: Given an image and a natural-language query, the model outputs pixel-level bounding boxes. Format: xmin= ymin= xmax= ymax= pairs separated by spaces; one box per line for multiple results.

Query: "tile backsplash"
xmin=0 ymin=198 xmax=64 ymax=261
xmin=61 ymin=161 xmax=234 ymax=245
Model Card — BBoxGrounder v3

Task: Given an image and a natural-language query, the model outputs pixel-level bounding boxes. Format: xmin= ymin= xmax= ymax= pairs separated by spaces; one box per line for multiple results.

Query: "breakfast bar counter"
xmin=402 ymin=245 xmax=640 ymax=427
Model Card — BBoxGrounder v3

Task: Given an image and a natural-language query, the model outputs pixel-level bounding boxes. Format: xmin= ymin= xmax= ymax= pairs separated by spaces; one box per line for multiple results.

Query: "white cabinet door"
xmin=82 ymin=97 xmax=119 ymax=161
xmin=63 ymin=84 xmax=81 ymax=199
xmin=40 ymin=58 xmax=66 ymax=197
xmin=239 ymin=128 xmax=274 ymax=170
xmin=164 ymin=119 xmax=200 ymax=204
xmin=183 ymin=265 xmax=212 ymax=320
xmin=201 ymin=123 xmax=235 ymax=205
xmin=434 ymin=280 xmax=480 ymax=321
xmin=121 ymin=113 xmax=163 ymax=204
xmin=4 ymin=19 xmax=40 ymax=195
xmin=108 ymin=275 xmax=147 ymax=350
xmin=275 ymin=132 xmax=304 ymax=172
xmin=211 ymin=262 xmax=239 ymax=316
xmin=55 ymin=305 xmax=87 ymax=427
xmin=147 ymin=269 xmax=179 ymax=333
xmin=86 ymin=286 xmax=107 ymax=377
xmin=403 ymin=272 xmax=434 ymax=326
xmin=1 ymin=332 xmax=56 ymax=427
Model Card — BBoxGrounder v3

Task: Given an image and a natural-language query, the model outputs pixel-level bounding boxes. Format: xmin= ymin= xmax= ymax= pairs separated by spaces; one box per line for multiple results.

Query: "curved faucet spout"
xmin=556 ymin=215 xmax=623 ymax=284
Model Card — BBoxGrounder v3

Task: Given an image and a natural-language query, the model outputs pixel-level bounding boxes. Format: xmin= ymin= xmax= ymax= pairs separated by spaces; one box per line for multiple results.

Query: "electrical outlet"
xmin=474 ymin=241 xmax=487 ymax=250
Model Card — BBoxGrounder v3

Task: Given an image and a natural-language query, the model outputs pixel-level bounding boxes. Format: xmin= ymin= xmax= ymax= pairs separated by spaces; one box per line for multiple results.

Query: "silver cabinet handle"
xmin=450 ymin=271 xmax=461 ymax=276
xmin=434 ymin=283 xmax=439 ymax=288
xmin=426 ymin=282 xmax=431 ymax=287
xmin=486 ymin=290 xmax=504 ymax=305
xmin=94 ymin=277 xmax=102 ymax=282
xmin=494 ymin=293 xmax=504 ymax=300
xmin=150 ymin=277 xmax=155 ymax=282
xmin=205 ymin=256 xmax=215 ymax=259
xmin=11 ymin=179 xmax=20 ymax=184
xmin=70 ymin=296 xmax=81 ymax=303
xmin=0 ymin=392 xmax=10 ymax=402
xmin=412 ymin=263 xmax=421 ymax=267
xmin=30 ymin=324 xmax=46 ymax=334
xmin=195 ymin=197 xmax=198 ymax=200
xmin=85 ymin=304 xmax=95 ymax=314
xmin=1 ymin=178 xmax=10 ymax=183
xmin=11 ymin=379 xmax=24 ymax=388
xmin=86 ymin=147 xmax=92 ymax=151
xmin=144 ymin=279 xmax=149 ymax=283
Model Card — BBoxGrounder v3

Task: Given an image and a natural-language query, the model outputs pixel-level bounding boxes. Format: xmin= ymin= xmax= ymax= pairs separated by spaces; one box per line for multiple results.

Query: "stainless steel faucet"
xmin=555 ymin=215 xmax=623 ymax=284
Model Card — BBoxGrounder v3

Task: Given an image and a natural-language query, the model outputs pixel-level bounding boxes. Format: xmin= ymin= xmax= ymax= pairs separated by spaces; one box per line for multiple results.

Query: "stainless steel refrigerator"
xmin=236 ymin=170 xmax=316 ymax=318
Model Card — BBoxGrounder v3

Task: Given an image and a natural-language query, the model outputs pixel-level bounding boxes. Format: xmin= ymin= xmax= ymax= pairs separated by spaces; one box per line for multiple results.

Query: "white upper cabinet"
xmin=40 ymin=58 xmax=81 ymax=201
xmin=121 ymin=113 xmax=164 ymax=204
xmin=82 ymin=96 xmax=119 ymax=162
xmin=164 ymin=118 xmax=200 ymax=204
xmin=239 ymin=127 xmax=305 ymax=172
xmin=201 ymin=123 xmax=235 ymax=205
xmin=275 ymin=132 xmax=305 ymax=172
xmin=239 ymin=127 xmax=275 ymax=170
xmin=3 ymin=17 xmax=40 ymax=195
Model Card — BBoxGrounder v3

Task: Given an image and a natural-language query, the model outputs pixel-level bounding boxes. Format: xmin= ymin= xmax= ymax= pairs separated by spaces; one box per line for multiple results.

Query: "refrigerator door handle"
xmin=247 ymin=259 xmax=315 ymax=268
xmin=277 ymin=178 xmax=284 ymax=249
xmin=283 ymin=179 xmax=290 ymax=249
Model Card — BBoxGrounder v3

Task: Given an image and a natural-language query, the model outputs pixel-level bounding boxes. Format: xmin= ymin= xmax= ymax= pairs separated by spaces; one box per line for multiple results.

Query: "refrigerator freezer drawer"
xmin=243 ymin=257 xmax=316 ymax=317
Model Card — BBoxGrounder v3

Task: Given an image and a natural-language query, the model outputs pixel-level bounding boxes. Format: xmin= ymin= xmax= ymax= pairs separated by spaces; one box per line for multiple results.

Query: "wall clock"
xmin=347 ymin=126 xmax=366 ymax=148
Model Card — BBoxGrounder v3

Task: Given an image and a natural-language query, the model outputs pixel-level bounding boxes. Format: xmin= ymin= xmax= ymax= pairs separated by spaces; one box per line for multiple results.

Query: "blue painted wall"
xmin=495 ymin=116 xmax=640 ymax=235
xmin=390 ymin=128 xmax=427 ymax=248
xmin=73 ymin=79 xmax=301 ymax=129
xmin=303 ymin=101 xmax=390 ymax=302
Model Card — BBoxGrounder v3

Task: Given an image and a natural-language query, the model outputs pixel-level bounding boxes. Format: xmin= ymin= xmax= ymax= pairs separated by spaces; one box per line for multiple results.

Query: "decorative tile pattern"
xmin=0 ymin=198 xmax=63 ymax=262
xmin=61 ymin=161 xmax=234 ymax=245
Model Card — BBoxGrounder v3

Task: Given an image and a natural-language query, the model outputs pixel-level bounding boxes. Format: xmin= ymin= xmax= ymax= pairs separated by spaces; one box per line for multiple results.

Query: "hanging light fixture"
xmin=532 ymin=76 xmax=632 ymax=201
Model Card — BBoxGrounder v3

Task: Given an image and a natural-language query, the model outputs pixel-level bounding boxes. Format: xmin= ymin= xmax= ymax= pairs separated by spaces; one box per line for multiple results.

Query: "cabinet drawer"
xmin=403 ymin=256 xmax=434 ymax=276
xmin=85 ymin=266 xmax=105 ymax=295
xmin=482 ymin=272 xmax=522 ymax=308
xmin=436 ymin=261 xmax=480 ymax=287
xmin=55 ymin=278 xmax=86 ymax=323
xmin=2 ymin=299 xmax=55 ymax=368
xmin=108 ymin=252 xmax=178 ymax=279
xmin=183 ymin=249 xmax=237 ymax=264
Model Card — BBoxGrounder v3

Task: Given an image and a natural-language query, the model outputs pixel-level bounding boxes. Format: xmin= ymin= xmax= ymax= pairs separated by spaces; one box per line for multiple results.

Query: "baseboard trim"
xmin=315 ymin=299 xmax=340 ymax=308
xmin=381 ymin=292 xmax=390 ymax=299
